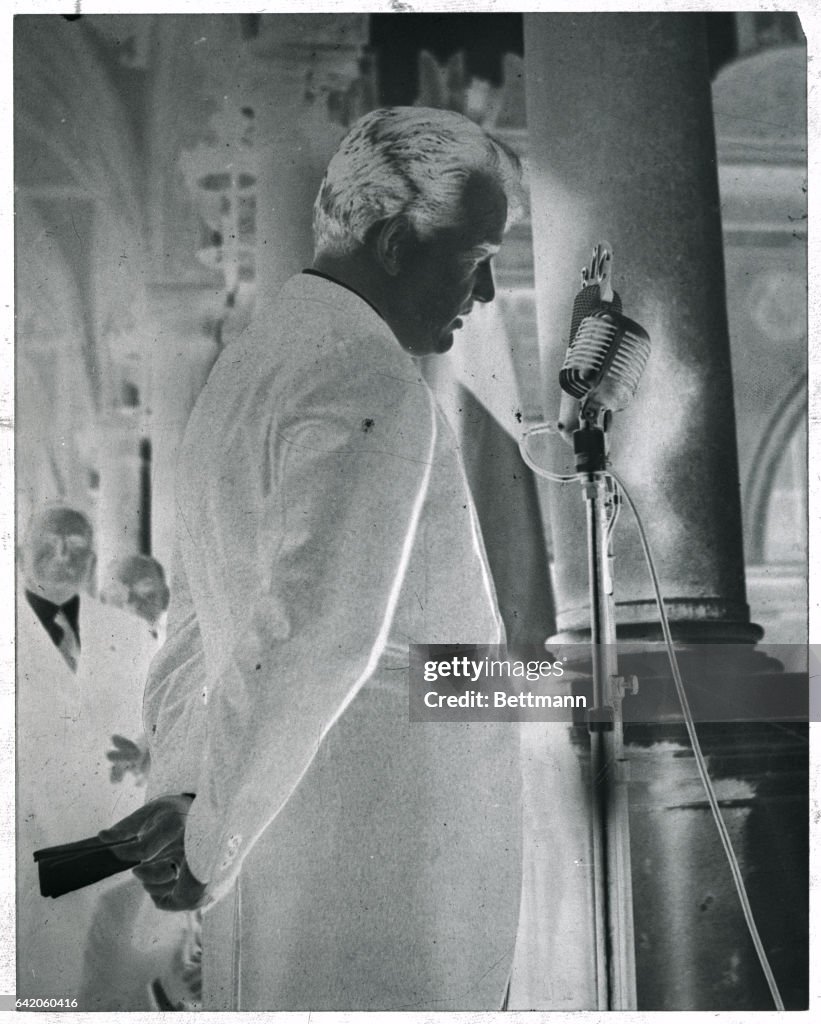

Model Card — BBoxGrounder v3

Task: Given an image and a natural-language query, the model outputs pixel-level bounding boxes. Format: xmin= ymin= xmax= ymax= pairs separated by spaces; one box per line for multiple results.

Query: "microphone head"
xmin=559 ymin=308 xmax=651 ymax=413
xmin=568 ymin=284 xmax=621 ymax=346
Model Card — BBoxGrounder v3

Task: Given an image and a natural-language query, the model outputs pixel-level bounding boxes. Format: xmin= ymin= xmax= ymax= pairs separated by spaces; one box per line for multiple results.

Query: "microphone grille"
xmin=568 ymin=285 xmax=622 ymax=345
xmin=560 ymin=309 xmax=651 ymax=411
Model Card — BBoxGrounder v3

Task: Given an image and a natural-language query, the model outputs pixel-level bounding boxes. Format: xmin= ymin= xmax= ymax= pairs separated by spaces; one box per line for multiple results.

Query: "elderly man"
xmin=16 ymin=506 xmax=184 ymax=1006
xmin=104 ymin=107 xmax=525 ymax=1011
xmin=20 ymin=506 xmax=94 ymax=672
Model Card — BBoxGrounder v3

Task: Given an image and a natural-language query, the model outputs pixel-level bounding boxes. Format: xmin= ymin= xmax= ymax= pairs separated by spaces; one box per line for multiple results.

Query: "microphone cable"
xmin=519 ymin=427 xmax=786 ymax=1011
xmin=518 ymin=422 xmax=578 ymax=483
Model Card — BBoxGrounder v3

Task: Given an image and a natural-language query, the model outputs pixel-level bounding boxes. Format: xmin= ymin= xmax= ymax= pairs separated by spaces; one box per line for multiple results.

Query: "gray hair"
xmin=313 ymin=107 xmax=525 ymax=258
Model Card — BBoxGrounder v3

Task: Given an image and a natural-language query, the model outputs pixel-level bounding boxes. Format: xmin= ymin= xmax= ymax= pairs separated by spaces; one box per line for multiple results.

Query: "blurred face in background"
xmin=24 ymin=508 xmax=94 ymax=605
xmin=103 ymin=556 xmax=170 ymax=627
xmin=126 ymin=567 xmax=170 ymax=626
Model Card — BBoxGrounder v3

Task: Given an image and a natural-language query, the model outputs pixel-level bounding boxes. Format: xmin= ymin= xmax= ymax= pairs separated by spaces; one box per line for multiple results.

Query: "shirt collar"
xmin=301 ymin=268 xmax=385 ymax=323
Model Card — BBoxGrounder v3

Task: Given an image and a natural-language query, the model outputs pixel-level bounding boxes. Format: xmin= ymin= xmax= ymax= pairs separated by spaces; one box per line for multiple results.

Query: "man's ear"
xmin=375 ymin=216 xmax=413 ymax=277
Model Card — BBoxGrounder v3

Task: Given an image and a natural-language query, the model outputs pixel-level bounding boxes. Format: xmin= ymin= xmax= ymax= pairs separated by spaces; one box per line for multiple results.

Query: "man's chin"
xmin=397 ymin=326 xmax=453 ymax=357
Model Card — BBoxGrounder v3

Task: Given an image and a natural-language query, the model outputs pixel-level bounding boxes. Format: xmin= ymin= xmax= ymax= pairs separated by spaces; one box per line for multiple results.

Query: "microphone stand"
xmin=573 ymin=409 xmax=637 ymax=1011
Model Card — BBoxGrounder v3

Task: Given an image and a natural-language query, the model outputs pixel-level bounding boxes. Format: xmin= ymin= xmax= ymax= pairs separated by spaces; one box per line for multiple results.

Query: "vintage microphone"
xmin=559 ymin=243 xmax=650 ymax=424
xmin=560 ymin=309 xmax=651 ymax=419
xmin=559 ymin=243 xmax=650 ymax=1010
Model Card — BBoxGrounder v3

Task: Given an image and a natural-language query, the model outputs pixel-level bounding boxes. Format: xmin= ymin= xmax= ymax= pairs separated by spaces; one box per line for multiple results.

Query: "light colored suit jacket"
xmin=145 ymin=274 xmax=522 ymax=1010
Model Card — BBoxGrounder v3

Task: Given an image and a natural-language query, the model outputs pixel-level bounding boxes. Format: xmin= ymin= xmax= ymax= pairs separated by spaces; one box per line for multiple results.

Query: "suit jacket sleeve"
xmin=182 ymin=353 xmax=437 ymax=901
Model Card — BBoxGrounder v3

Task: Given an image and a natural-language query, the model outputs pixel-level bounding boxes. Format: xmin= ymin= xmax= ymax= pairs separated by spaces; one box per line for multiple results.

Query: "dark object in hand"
xmin=34 ymin=836 xmax=141 ymax=898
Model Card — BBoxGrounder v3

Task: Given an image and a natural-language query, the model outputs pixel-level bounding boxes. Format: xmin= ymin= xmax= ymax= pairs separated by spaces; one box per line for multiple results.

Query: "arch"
xmin=742 ymin=371 xmax=807 ymax=564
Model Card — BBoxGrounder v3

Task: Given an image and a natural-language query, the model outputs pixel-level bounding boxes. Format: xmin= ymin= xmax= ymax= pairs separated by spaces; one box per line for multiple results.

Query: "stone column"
xmin=239 ymin=14 xmax=370 ymax=301
xmin=524 ymin=12 xmax=760 ymax=643
xmin=512 ymin=14 xmax=771 ymax=1013
xmin=94 ymin=411 xmax=143 ymax=586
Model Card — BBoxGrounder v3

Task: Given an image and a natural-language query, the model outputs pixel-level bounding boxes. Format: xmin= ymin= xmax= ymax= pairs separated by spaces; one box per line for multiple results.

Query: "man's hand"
xmin=98 ymin=794 xmax=210 ymax=911
xmin=107 ymin=734 xmax=151 ymax=784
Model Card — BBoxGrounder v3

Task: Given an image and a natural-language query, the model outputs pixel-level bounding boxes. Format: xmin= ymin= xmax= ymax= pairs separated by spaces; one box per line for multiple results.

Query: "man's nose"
xmin=473 ymin=262 xmax=496 ymax=304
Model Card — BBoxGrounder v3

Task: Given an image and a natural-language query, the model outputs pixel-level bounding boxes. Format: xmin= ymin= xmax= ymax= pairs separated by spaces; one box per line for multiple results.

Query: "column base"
xmin=550 ymin=598 xmax=763 ymax=645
